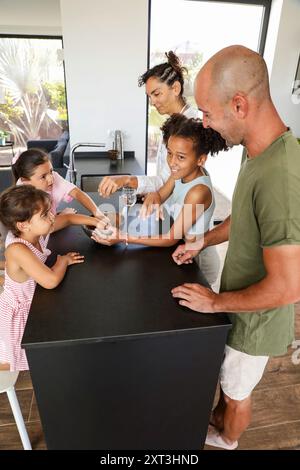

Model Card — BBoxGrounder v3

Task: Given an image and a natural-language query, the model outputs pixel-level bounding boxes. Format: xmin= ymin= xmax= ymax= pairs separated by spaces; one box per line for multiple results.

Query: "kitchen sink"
xmin=80 ymin=173 xmax=130 ymax=192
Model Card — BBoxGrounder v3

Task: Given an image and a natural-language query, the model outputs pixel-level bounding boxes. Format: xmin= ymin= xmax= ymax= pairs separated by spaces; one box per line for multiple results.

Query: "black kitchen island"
xmin=22 ymin=189 xmax=230 ymax=450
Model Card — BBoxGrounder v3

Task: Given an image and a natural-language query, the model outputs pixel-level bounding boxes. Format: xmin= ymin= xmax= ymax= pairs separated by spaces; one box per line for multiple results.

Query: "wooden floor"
xmin=1 ymin=230 xmax=300 ymax=450
xmin=204 ymin=302 xmax=300 ymax=450
xmin=236 ymin=303 xmax=300 ymax=451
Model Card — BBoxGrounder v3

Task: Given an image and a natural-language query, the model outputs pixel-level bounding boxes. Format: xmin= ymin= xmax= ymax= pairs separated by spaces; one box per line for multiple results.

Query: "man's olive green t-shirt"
xmin=221 ymin=130 xmax=300 ymax=356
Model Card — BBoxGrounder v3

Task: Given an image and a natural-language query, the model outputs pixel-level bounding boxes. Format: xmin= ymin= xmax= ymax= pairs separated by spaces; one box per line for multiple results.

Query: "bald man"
xmin=171 ymin=45 xmax=300 ymax=450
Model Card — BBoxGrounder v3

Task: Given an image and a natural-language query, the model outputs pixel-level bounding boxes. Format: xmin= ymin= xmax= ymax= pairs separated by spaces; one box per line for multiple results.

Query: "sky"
xmin=151 ymin=0 xmax=263 ymax=61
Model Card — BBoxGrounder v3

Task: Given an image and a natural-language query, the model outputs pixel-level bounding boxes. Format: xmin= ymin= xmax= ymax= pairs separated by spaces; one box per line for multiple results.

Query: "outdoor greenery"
xmin=43 ymin=82 xmax=68 ymax=121
xmin=0 ymin=128 xmax=9 ymax=144
xmin=0 ymin=38 xmax=67 ymax=147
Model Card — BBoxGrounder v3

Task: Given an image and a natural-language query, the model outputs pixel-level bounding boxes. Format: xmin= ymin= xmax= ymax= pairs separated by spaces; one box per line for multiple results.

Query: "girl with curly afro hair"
xmin=93 ymin=114 xmax=228 ymax=286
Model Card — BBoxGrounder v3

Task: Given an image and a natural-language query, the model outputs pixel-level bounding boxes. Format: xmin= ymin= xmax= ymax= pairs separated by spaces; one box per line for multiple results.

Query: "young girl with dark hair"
xmin=12 ymin=148 xmax=108 ymax=219
xmin=99 ymin=51 xmax=199 ymax=198
xmin=0 ymin=185 xmax=105 ymax=371
xmin=93 ymin=114 xmax=228 ymax=285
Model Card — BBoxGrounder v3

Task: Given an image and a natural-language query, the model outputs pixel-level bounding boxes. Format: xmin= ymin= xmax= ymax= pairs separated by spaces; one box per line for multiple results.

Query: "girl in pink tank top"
xmin=0 ymin=185 xmax=106 ymax=371
xmin=12 ymin=147 xmax=109 ymax=219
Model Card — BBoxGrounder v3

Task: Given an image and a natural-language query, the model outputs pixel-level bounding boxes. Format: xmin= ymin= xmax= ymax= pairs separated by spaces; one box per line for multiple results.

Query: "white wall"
xmin=0 ymin=0 xmax=61 ymax=35
xmin=265 ymin=0 xmax=300 ymax=137
xmin=60 ymin=0 xmax=148 ymax=170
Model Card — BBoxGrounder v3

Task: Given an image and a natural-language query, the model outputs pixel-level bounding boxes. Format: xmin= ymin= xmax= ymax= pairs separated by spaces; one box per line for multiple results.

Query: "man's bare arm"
xmin=172 ymin=244 xmax=300 ymax=312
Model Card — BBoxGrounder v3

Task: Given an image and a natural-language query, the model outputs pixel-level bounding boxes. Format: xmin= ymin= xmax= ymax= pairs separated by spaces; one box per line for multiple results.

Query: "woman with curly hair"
xmin=99 ymin=51 xmax=199 ymax=198
xmin=93 ymin=114 xmax=228 ymax=286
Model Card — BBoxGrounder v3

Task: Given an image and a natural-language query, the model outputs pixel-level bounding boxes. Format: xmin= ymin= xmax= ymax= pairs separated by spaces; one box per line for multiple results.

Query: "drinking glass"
xmin=121 ymin=187 xmax=137 ymax=245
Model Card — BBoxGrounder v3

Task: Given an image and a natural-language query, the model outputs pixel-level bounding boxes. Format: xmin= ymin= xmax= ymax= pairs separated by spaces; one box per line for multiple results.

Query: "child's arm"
xmin=68 ymin=187 xmax=107 ymax=219
xmin=52 ymin=213 xmax=107 ymax=233
xmin=158 ymin=176 xmax=176 ymax=203
xmin=93 ymin=184 xmax=212 ymax=248
xmin=139 ymin=177 xmax=175 ymax=220
xmin=128 ymin=184 xmax=206 ymax=247
xmin=5 ymin=244 xmax=84 ymax=289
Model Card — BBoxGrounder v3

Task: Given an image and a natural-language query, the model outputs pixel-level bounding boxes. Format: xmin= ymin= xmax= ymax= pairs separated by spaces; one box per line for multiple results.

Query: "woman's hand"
xmin=58 ymin=252 xmax=85 ymax=266
xmin=139 ymin=192 xmax=163 ymax=220
xmin=98 ymin=176 xmax=129 ymax=198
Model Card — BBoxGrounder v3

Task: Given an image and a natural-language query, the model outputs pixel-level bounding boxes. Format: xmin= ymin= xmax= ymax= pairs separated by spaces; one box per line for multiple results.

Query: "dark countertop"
xmin=22 ymin=194 xmax=230 ymax=350
xmin=70 ymin=154 xmax=144 ymax=186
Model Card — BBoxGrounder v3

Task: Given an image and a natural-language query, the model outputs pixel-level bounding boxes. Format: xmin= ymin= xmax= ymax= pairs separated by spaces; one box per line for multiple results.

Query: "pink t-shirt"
xmin=17 ymin=171 xmax=77 ymax=214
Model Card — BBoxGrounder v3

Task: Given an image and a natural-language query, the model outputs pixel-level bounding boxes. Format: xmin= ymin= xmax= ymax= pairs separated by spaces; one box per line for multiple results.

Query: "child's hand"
xmin=91 ymin=227 xmax=120 ymax=245
xmin=94 ymin=209 xmax=111 ymax=225
xmin=139 ymin=192 xmax=163 ymax=221
xmin=59 ymin=252 xmax=85 ymax=266
xmin=95 ymin=219 xmax=114 ymax=233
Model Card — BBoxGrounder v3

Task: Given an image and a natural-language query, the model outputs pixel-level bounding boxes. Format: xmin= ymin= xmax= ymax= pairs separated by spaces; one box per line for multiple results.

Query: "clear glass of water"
xmin=121 ymin=187 xmax=137 ymax=245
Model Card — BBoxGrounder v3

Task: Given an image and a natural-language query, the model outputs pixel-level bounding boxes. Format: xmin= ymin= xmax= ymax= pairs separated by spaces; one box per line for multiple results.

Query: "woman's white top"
xmin=164 ymin=168 xmax=215 ymax=237
xmin=137 ymin=105 xmax=199 ymax=194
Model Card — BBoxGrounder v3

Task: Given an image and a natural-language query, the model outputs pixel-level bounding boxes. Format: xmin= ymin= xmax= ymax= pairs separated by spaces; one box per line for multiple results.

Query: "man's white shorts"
xmin=220 ymin=345 xmax=269 ymax=401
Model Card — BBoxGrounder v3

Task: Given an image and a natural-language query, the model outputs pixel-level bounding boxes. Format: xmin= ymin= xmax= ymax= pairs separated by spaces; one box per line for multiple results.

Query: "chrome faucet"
xmin=65 ymin=142 xmax=105 ymax=184
xmin=114 ymin=130 xmax=124 ymax=160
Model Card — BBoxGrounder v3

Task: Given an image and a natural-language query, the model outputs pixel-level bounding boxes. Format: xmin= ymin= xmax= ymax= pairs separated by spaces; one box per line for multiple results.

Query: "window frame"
xmin=145 ymin=0 xmax=272 ymax=171
xmin=0 ymin=33 xmax=69 ymax=142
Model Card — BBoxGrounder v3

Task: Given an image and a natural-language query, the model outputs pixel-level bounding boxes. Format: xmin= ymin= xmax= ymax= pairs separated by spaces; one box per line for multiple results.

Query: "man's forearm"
xmin=213 ymin=274 xmax=296 ymax=312
xmin=204 ymin=215 xmax=231 ymax=249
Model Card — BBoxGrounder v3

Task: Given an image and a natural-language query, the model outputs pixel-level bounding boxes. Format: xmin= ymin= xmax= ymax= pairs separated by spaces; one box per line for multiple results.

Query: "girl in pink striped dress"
xmin=0 ymin=185 xmax=106 ymax=371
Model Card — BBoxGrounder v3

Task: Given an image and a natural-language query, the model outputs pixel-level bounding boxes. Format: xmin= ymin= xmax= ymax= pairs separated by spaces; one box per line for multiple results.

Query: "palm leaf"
xmin=0 ymin=38 xmax=63 ymax=146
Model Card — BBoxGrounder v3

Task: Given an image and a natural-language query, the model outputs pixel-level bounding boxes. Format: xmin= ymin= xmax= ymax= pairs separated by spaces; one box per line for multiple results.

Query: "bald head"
xmin=197 ymin=45 xmax=270 ymax=104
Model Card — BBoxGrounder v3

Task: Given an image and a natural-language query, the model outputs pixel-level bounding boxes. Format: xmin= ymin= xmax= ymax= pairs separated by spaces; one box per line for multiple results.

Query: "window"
xmin=0 ymin=36 xmax=68 ymax=165
xmin=147 ymin=0 xmax=271 ymax=200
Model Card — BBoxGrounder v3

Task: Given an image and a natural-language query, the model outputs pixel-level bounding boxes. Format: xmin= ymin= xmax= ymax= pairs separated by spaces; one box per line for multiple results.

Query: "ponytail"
xmin=138 ymin=51 xmax=187 ymax=97
xmin=12 ymin=148 xmax=50 ymax=183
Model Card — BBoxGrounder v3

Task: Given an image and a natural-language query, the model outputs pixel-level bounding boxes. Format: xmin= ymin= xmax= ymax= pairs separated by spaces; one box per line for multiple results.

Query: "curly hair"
xmin=12 ymin=148 xmax=50 ymax=183
xmin=138 ymin=51 xmax=188 ymax=97
xmin=161 ymin=114 xmax=228 ymax=157
xmin=0 ymin=185 xmax=51 ymax=237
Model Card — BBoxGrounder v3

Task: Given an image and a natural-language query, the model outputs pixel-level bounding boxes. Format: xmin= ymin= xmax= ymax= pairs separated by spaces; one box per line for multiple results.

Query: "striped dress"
xmin=0 ymin=235 xmax=51 ymax=371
